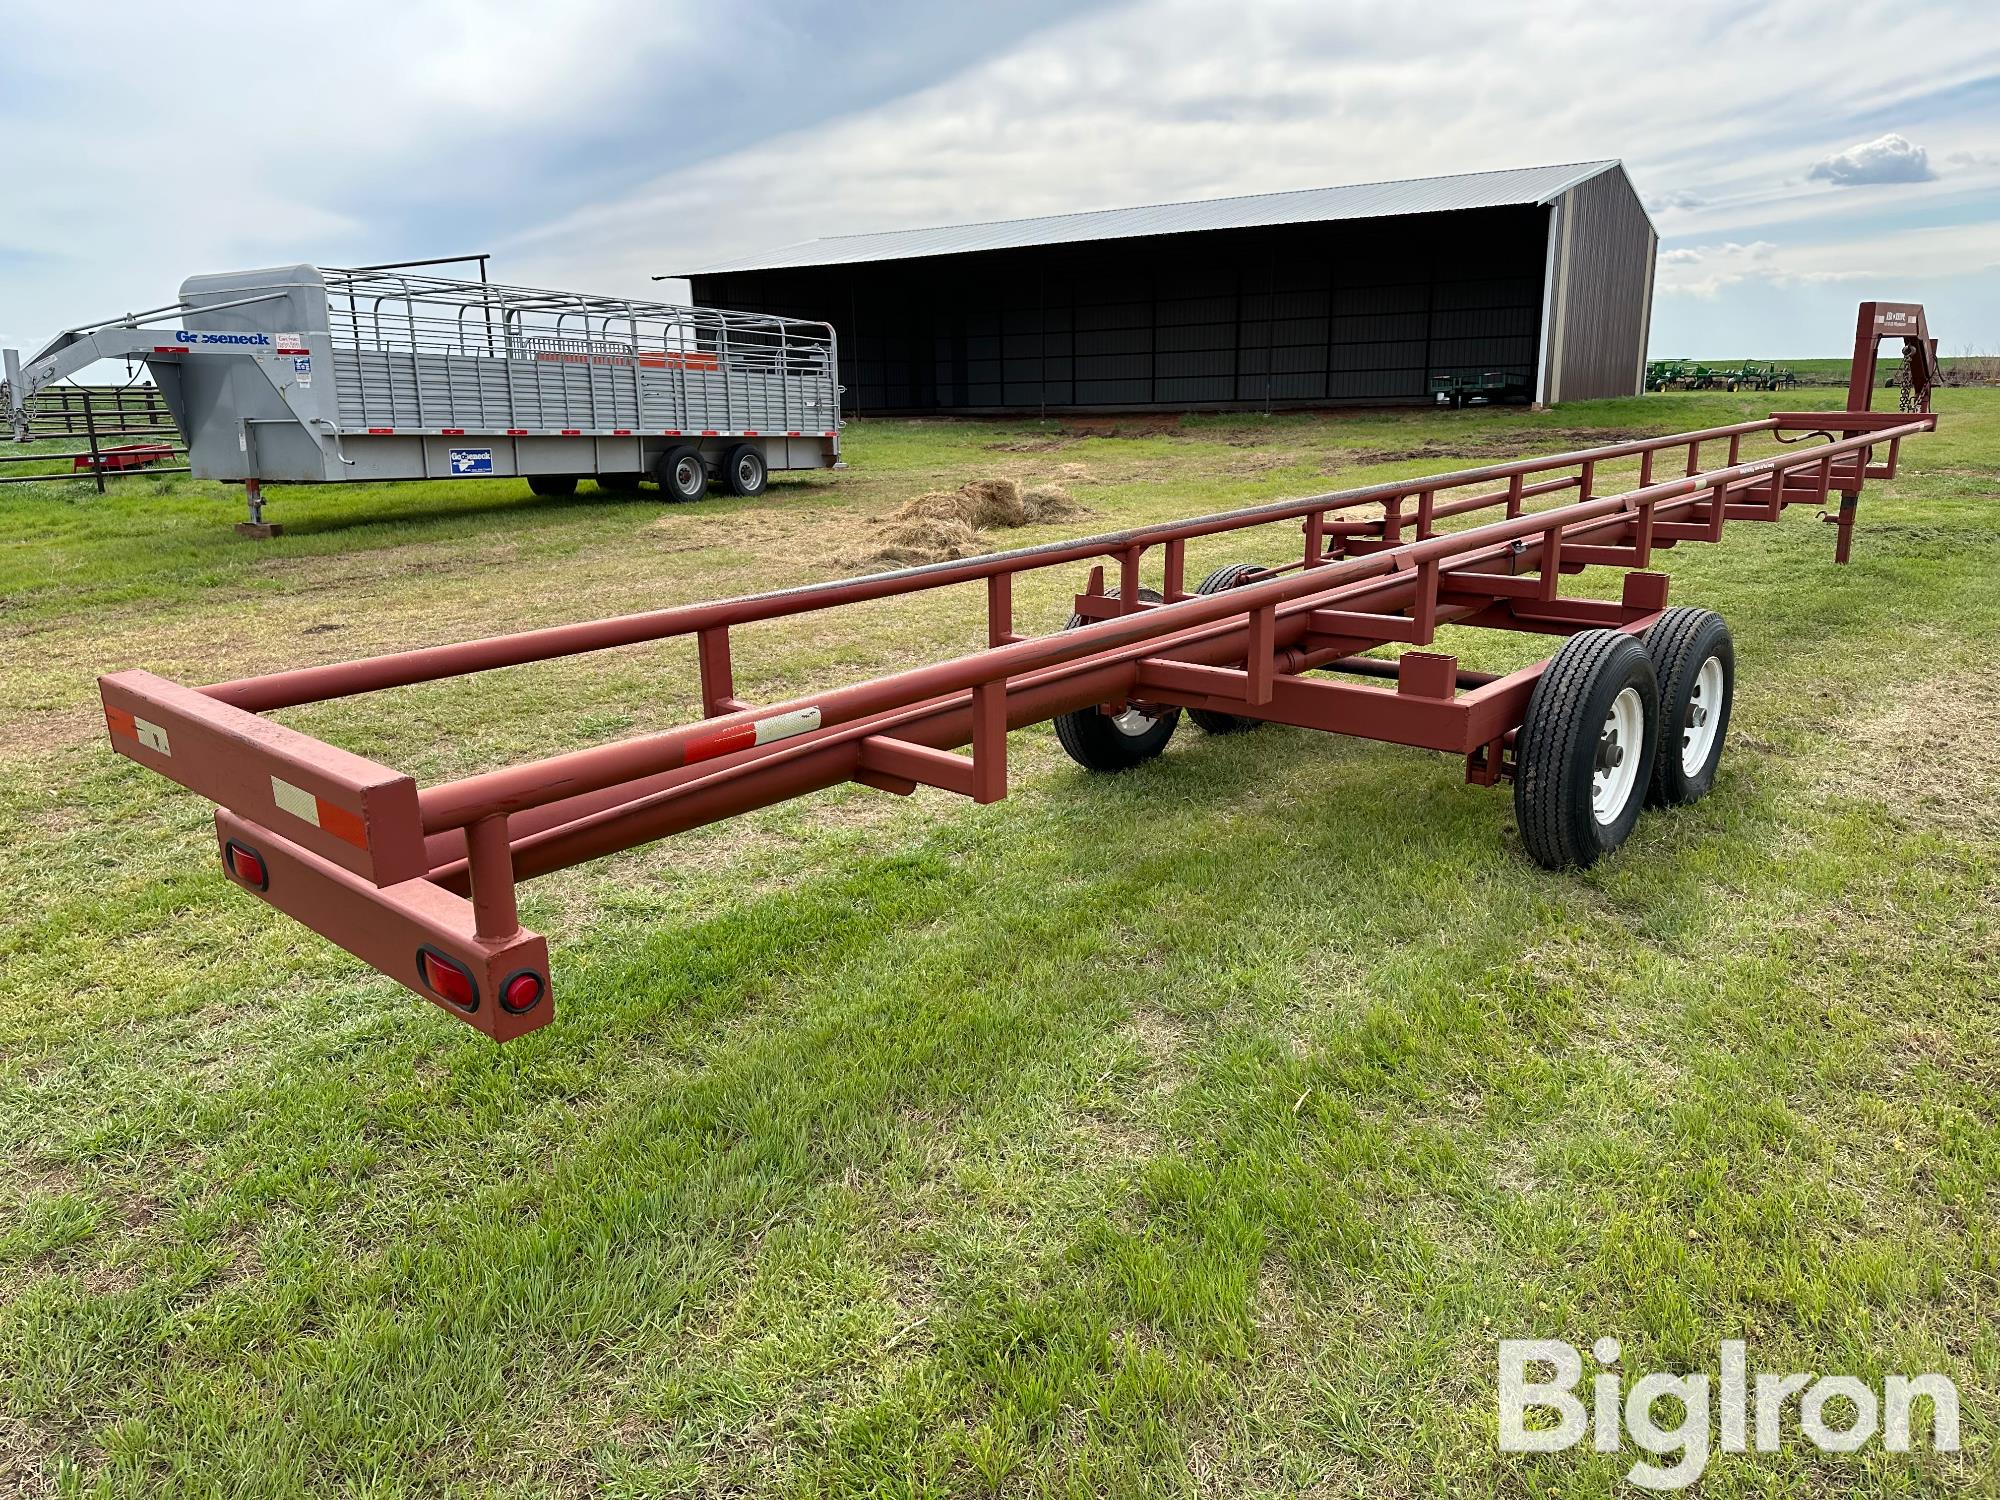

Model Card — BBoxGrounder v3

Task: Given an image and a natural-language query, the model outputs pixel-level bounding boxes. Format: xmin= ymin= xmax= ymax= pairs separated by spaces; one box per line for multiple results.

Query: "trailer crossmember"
xmin=96 ymin=304 xmax=1940 ymax=1040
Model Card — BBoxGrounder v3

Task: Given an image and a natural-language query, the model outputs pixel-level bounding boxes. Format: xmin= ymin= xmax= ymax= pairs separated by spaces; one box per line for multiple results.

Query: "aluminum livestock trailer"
xmin=4 ymin=260 xmax=842 ymax=533
xmin=96 ymin=304 xmax=1940 ymax=1040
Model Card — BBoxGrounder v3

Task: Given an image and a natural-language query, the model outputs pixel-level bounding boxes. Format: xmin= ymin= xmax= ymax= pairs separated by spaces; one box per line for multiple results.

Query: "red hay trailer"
xmin=98 ymin=304 xmax=1941 ymax=1041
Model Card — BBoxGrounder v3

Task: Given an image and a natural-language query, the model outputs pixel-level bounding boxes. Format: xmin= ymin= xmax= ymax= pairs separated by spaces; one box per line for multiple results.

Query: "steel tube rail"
xmin=202 ymin=418 xmax=1787 ymax=714
xmin=408 ymin=420 xmax=1919 ymax=835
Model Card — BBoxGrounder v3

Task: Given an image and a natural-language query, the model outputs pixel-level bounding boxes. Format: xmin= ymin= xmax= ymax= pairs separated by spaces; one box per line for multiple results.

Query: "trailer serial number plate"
xmin=448 ymin=448 xmax=494 ymax=476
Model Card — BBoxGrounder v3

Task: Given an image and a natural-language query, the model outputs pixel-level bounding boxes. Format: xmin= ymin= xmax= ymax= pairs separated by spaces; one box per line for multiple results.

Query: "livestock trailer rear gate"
xmin=4 ymin=261 xmax=842 ymax=533
xmin=97 ymin=303 xmax=1940 ymax=1041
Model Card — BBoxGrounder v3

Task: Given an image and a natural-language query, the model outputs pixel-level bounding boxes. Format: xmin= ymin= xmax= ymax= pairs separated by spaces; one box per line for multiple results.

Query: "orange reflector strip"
xmin=316 ymin=801 xmax=368 ymax=848
xmin=684 ymin=707 xmax=823 ymax=765
xmin=684 ymin=724 xmax=756 ymax=764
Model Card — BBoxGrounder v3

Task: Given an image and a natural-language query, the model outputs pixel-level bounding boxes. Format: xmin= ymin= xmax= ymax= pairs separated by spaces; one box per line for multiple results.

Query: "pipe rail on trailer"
xmin=95 ymin=304 xmax=1941 ymax=1041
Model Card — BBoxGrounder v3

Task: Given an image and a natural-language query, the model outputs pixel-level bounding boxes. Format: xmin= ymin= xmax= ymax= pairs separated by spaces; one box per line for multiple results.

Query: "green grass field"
xmin=1 ymin=390 xmax=1995 ymax=1497
xmin=1667 ymin=356 xmax=1994 ymax=387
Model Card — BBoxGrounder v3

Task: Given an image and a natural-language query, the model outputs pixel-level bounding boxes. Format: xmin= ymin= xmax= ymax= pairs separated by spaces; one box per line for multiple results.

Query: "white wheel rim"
xmin=677 ymin=458 xmax=700 ymax=490
xmin=1681 ymin=655 xmax=1724 ymax=776
xmin=1591 ymin=686 xmax=1644 ymax=824
xmin=1108 ymin=706 xmax=1158 ymax=737
xmin=737 ymin=455 xmax=759 ymax=487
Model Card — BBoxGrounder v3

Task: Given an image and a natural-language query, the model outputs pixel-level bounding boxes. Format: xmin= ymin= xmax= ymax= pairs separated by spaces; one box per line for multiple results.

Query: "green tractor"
xmin=1731 ymin=362 xmax=1798 ymax=391
xmin=1645 ymin=359 xmax=1689 ymax=392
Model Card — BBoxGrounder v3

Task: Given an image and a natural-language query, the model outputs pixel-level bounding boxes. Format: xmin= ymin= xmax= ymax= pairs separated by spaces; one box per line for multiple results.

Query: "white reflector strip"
xmin=270 ymin=776 xmax=322 ymax=827
xmin=753 ymin=707 xmax=822 ymax=746
xmin=134 ymin=717 xmax=171 ymax=756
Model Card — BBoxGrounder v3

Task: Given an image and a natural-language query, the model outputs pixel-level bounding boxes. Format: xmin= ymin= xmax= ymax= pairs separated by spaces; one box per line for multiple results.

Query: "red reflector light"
xmin=501 ymin=971 xmax=545 ymax=1014
xmin=417 ymin=948 xmax=478 ymax=1012
xmin=222 ymin=840 xmax=268 ymax=891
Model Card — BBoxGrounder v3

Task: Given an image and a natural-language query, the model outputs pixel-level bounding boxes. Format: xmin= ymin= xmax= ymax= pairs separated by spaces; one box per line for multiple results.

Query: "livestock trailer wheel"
xmin=1053 ymin=588 xmax=1181 ymax=770
xmin=1513 ymin=630 xmax=1661 ymax=870
xmin=1189 ymin=563 xmax=1270 ymax=734
xmin=655 ymin=446 xmax=709 ymax=503
xmin=527 ymin=476 xmax=577 ymax=498
xmin=597 ymin=473 xmax=643 ymax=495
xmin=723 ymin=444 xmax=768 ymax=497
xmin=1641 ymin=606 xmax=1734 ymax=807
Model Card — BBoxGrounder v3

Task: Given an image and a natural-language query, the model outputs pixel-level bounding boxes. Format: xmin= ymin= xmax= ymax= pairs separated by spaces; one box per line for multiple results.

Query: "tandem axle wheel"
xmin=1513 ymin=610 xmax=1736 ymax=869
xmin=1051 ymin=582 xmax=1738 ymax=873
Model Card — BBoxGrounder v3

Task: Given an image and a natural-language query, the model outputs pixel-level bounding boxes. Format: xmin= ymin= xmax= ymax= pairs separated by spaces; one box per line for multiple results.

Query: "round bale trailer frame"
xmin=96 ymin=304 xmax=1941 ymax=1040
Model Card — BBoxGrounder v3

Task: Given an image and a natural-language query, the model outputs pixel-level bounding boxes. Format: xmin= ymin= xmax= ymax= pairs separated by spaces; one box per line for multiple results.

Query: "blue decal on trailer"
xmin=449 ymin=448 xmax=494 ymax=476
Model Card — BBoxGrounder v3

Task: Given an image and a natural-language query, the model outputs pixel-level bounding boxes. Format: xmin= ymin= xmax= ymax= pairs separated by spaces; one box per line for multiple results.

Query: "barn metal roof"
xmin=677 ymin=160 xmax=1623 ymax=276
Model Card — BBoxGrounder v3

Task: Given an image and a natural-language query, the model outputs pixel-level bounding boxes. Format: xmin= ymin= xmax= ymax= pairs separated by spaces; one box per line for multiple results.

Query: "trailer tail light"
xmin=417 ymin=947 xmax=478 ymax=1012
xmin=500 ymin=970 xmax=546 ymax=1015
xmin=222 ymin=839 xmax=268 ymax=891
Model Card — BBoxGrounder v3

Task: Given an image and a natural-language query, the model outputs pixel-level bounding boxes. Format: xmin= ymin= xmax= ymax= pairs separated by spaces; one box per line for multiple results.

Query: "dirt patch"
xmin=1322 ymin=428 xmax=1660 ymax=472
xmin=1827 ymin=669 xmax=2000 ymax=837
xmin=0 ymin=1414 xmax=75 ymax=1499
xmin=0 ymin=706 xmax=103 ymax=763
xmin=833 ymin=479 xmax=1092 ymax=568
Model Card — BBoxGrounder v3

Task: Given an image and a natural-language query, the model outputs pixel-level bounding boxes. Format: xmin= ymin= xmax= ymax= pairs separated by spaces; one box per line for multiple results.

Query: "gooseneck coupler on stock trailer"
xmin=96 ymin=304 xmax=1939 ymax=1041
xmin=4 ymin=260 xmax=842 ymax=532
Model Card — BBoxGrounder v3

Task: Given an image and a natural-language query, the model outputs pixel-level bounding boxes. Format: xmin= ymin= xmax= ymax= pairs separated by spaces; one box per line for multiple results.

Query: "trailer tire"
xmin=527 ymin=476 xmax=577 ymax=498
xmin=1513 ymin=630 xmax=1660 ymax=870
xmin=1053 ymin=588 xmax=1180 ymax=771
xmin=597 ymin=472 xmax=643 ymax=495
xmin=1641 ymin=606 xmax=1733 ymax=807
xmin=1189 ymin=563 xmax=1269 ymax=734
xmin=656 ymin=446 xmax=709 ymax=503
xmin=723 ymin=444 xmax=768 ymax=497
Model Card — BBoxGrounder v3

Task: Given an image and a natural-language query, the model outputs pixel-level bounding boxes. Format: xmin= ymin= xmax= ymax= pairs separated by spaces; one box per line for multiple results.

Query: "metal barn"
xmin=680 ymin=160 xmax=1655 ymax=416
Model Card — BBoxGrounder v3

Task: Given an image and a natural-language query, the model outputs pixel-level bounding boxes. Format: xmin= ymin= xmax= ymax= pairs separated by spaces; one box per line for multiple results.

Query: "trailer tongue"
xmin=95 ymin=304 xmax=1940 ymax=1041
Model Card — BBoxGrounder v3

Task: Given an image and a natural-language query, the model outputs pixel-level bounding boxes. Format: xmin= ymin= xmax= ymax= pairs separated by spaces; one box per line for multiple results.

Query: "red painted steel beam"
xmin=198 ymin=420 xmax=1788 ymax=715
xmin=214 ymin=810 xmax=551 ymax=1041
xmin=101 ymin=670 xmax=429 ymax=885
xmin=408 ymin=423 xmax=1920 ymax=839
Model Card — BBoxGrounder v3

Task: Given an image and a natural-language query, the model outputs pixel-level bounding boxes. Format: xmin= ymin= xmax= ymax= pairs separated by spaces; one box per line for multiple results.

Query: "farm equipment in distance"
xmin=1729 ymin=362 xmax=1798 ymax=391
xmin=1648 ymin=360 xmax=1798 ymax=393
xmin=1431 ymin=370 xmax=1531 ymax=408
xmin=4 ymin=259 xmax=843 ymax=535
xmin=93 ymin=303 xmax=1940 ymax=1042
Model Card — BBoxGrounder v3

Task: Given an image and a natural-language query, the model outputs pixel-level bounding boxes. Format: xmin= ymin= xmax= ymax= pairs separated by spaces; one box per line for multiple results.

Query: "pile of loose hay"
xmin=835 ymin=516 xmax=984 ymax=570
xmin=835 ymin=477 xmax=1091 ymax=568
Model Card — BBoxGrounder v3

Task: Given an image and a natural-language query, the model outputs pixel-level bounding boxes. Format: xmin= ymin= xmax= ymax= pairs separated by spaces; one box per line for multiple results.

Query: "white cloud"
xmin=1656 ymin=242 xmax=1780 ymax=296
xmin=6 ymin=0 xmax=2000 ymax=364
xmin=1657 ymin=221 xmax=2000 ymax=301
xmin=1807 ymin=132 xmax=1936 ymax=185
xmin=1647 ymin=190 xmax=1707 ymax=213
xmin=499 ymin=0 xmax=2000 ymax=317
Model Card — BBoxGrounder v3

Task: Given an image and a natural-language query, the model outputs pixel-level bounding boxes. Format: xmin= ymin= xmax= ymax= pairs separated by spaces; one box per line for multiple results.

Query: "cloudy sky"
xmin=3 ymin=0 xmax=1996 ymax=364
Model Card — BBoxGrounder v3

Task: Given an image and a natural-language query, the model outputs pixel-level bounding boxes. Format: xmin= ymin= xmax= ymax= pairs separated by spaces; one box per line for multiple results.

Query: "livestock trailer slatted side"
xmin=91 ymin=303 xmax=1943 ymax=1042
xmin=321 ymin=268 xmax=838 ymax=439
